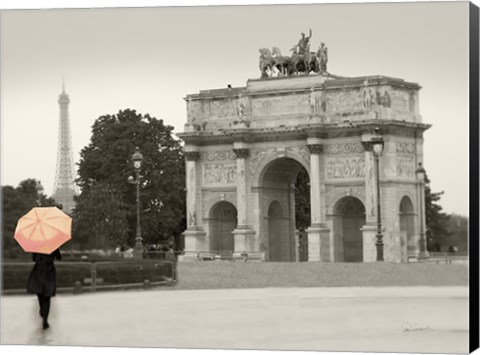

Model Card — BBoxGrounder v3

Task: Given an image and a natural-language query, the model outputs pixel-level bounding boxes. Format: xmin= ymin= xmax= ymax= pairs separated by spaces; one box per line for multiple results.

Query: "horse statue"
xmin=259 ymin=48 xmax=275 ymax=78
xmin=290 ymin=43 xmax=317 ymax=75
xmin=272 ymin=47 xmax=292 ymax=76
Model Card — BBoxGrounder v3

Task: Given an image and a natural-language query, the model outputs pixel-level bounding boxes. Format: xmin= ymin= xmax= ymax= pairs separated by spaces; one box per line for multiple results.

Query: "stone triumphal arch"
xmin=178 ymin=41 xmax=430 ymax=263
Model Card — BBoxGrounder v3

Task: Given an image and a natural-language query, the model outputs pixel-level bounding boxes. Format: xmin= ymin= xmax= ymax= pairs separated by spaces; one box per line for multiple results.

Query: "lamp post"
xmin=371 ymin=127 xmax=385 ymax=262
xmin=36 ymin=181 xmax=44 ymax=207
xmin=128 ymin=147 xmax=144 ymax=259
xmin=415 ymin=162 xmax=428 ymax=259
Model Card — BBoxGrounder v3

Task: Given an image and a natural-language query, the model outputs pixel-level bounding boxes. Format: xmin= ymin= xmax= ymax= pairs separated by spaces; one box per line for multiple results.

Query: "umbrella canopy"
xmin=14 ymin=207 xmax=72 ymax=254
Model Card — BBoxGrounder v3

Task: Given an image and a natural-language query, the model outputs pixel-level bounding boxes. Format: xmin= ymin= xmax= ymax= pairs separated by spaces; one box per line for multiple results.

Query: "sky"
xmin=0 ymin=0 xmax=473 ymax=216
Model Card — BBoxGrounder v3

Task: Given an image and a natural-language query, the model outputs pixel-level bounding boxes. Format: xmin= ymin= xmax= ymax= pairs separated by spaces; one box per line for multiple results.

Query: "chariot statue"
xmin=258 ymin=30 xmax=328 ymax=78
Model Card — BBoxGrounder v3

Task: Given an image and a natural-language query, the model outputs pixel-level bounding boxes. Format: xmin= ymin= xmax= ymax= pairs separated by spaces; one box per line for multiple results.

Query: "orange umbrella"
xmin=14 ymin=207 xmax=72 ymax=254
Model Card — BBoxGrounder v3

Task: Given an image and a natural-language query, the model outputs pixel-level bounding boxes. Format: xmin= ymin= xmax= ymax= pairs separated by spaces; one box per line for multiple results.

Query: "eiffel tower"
xmin=52 ymin=81 xmax=78 ymax=214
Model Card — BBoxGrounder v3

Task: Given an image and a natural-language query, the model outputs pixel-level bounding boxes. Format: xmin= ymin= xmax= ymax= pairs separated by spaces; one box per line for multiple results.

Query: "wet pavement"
xmin=1 ymin=286 xmax=469 ymax=353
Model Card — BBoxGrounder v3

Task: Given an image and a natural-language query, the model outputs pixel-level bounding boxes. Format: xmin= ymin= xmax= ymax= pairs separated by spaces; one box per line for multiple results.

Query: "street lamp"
xmin=36 ymin=181 xmax=44 ymax=206
xmin=371 ymin=127 xmax=385 ymax=262
xmin=128 ymin=147 xmax=144 ymax=259
xmin=415 ymin=162 xmax=428 ymax=259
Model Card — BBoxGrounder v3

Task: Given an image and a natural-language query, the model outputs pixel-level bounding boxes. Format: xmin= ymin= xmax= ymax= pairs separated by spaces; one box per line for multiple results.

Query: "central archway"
xmin=267 ymin=200 xmax=291 ymax=261
xmin=209 ymin=201 xmax=237 ymax=253
xmin=260 ymin=157 xmax=309 ymax=262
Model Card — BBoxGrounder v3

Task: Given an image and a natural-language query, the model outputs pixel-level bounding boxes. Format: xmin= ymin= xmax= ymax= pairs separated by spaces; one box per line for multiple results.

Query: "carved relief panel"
xmin=325 ymin=89 xmax=358 ymax=114
xmin=251 ymin=94 xmax=310 ymax=117
xmin=201 ymin=150 xmax=236 ymax=162
xmin=324 ymin=142 xmax=364 ymax=155
xmin=326 ymin=157 xmax=365 ymax=180
xmin=395 ymin=142 xmax=416 ymax=179
xmin=208 ymin=99 xmax=237 ymax=120
xmin=202 ymin=163 xmax=237 ymax=185
xmin=396 ymin=156 xmax=415 ymax=178
xmin=323 ymin=85 xmax=399 ymax=119
xmin=324 ymin=141 xmax=365 ymax=180
xmin=200 ymin=149 xmax=237 ymax=185
xmin=187 ymin=99 xmax=204 ymax=124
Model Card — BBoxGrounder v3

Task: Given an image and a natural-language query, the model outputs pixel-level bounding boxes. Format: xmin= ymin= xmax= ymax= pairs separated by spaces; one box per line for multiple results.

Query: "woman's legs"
xmin=36 ymin=294 xmax=51 ymax=328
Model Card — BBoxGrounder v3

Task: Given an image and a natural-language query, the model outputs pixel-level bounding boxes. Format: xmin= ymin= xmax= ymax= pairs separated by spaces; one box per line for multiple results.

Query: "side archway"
xmin=333 ymin=196 xmax=366 ymax=262
xmin=209 ymin=201 xmax=237 ymax=253
xmin=399 ymin=196 xmax=415 ymax=259
xmin=267 ymin=200 xmax=292 ymax=261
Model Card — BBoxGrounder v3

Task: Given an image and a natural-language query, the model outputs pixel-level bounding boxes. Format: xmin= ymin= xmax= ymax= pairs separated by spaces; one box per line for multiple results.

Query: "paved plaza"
xmin=1 ymin=286 xmax=469 ymax=353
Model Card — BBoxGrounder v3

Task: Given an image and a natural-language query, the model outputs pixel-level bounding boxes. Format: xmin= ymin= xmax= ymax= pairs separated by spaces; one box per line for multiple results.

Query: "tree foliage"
xmin=72 ymin=182 xmax=129 ymax=249
xmin=74 ymin=109 xmax=186 ymax=249
xmin=424 ymin=174 xmax=451 ymax=252
xmin=445 ymin=214 xmax=468 ymax=253
xmin=2 ymin=179 xmax=60 ymax=259
xmin=294 ymin=167 xmax=311 ymax=231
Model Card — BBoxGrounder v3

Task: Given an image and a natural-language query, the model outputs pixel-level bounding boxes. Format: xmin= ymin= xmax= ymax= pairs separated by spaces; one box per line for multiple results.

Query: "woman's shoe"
xmin=42 ymin=319 xmax=50 ymax=330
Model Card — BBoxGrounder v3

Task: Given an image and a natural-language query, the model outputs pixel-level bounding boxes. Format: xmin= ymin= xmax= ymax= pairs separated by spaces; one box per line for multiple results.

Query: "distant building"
xmin=52 ymin=82 xmax=78 ymax=214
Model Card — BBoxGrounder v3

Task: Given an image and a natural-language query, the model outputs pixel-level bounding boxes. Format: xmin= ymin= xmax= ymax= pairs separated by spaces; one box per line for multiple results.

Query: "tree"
xmin=424 ymin=175 xmax=451 ymax=252
xmin=75 ymin=109 xmax=186 ymax=249
xmin=72 ymin=182 xmax=129 ymax=249
xmin=446 ymin=214 xmax=468 ymax=253
xmin=2 ymin=179 xmax=60 ymax=259
xmin=294 ymin=167 xmax=311 ymax=231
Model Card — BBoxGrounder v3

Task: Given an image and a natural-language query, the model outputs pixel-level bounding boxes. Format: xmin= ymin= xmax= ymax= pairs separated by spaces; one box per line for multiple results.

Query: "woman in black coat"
xmin=27 ymin=248 xmax=62 ymax=329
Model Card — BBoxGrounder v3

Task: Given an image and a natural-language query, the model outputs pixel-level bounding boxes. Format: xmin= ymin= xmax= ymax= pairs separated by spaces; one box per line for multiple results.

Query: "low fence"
xmin=409 ymin=252 xmax=469 ymax=264
xmin=2 ymin=258 xmax=176 ymax=295
xmin=195 ymin=250 xmax=264 ymax=261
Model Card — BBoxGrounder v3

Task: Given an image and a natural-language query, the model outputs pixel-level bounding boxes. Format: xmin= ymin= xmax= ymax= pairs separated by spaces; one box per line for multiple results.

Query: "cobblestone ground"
xmin=1 ymin=286 xmax=469 ymax=354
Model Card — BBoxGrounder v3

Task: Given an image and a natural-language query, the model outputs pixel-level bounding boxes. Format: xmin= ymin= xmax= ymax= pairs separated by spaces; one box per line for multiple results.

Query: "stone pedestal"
xmin=361 ymin=224 xmax=378 ymax=262
xmin=233 ymin=228 xmax=256 ymax=257
xmin=181 ymin=229 xmax=206 ymax=261
xmin=307 ymin=225 xmax=330 ymax=261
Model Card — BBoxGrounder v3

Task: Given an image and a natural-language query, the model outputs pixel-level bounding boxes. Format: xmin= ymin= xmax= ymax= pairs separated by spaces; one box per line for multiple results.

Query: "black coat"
xmin=27 ymin=249 xmax=62 ymax=297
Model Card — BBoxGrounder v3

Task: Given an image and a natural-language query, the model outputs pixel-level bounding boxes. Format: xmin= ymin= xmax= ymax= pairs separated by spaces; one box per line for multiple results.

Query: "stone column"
xmin=306 ymin=138 xmax=330 ymax=261
xmin=181 ymin=149 xmax=205 ymax=261
xmin=289 ymin=184 xmax=299 ymax=262
xmin=361 ymin=135 xmax=379 ymax=262
xmin=232 ymin=142 xmax=256 ymax=258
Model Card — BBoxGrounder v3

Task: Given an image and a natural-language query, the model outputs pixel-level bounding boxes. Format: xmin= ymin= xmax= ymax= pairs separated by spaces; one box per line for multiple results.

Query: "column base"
xmin=307 ymin=225 xmax=330 ymax=262
xmin=232 ymin=227 xmax=256 ymax=258
xmin=181 ymin=229 xmax=206 ymax=262
xmin=361 ymin=224 xmax=378 ymax=262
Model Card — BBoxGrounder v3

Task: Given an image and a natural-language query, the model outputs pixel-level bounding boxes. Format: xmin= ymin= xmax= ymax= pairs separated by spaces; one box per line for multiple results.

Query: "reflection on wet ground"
xmin=1 ymin=287 xmax=469 ymax=353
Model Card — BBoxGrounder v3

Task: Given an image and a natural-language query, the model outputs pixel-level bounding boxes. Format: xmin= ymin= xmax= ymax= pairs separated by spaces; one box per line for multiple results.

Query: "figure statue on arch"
xmin=296 ymin=29 xmax=312 ymax=55
xmin=317 ymin=42 xmax=328 ymax=73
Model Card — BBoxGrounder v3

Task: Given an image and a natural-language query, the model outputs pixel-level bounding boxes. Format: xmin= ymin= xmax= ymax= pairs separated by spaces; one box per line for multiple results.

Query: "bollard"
xmin=73 ymin=281 xmax=82 ymax=295
xmin=143 ymin=279 xmax=151 ymax=290
xmin=91 ymin=263 xmax=97 ymax=292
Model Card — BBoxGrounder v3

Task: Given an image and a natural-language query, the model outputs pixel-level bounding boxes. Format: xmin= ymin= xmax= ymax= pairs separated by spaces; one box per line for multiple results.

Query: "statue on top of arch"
xmin=259 ymin=29 xmax=329 ymax=78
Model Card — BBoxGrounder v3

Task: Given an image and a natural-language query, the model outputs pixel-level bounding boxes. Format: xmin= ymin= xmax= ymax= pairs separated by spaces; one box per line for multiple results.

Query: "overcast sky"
xmin=0 ymin=0 xmax=472 ymax=216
